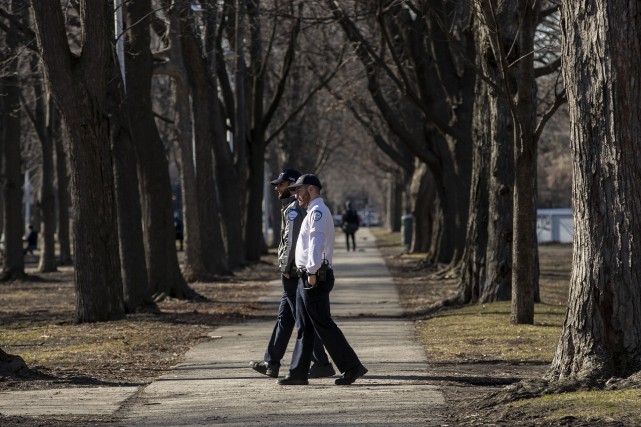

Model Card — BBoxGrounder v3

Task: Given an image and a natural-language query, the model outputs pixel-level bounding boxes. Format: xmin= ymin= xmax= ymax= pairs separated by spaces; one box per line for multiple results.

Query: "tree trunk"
xmin=510 ymin=0 xmax=538 ymax=324
xmin=124 ymin=0 xmax=191 ymax=299
xmin=107 ymin=65 xmax=153 ymax=313
xmin=174 ymin=82 xmax=209 ymax=282
xmin=457 ymin=67 xmax=491 ymax=304
xmin=177 ymin=7 xmax=228 ymax=278
xmin=32 ymin=1 xmax=125 ymax=322
xmin=409 ymin=161 xmax=433 ymax=253
xmin=1 ymin=0 xmax=25 ymax=281
xmin=386 ymin=171 xmax=403 ymax=233
xmin=54 ymin=123 xmax=72 ymax=266
xmin=267 ymin=145 xmax=281 ymax=248
xmin=481 ymin=89 xmax=514 ymax=303
xmin=24 ymin=73 xmax=60 ymax=274
xmin=548 ymin=0 xmax=641 ymax=382
xmin=244 ymin=135 xmax=266 ymax=260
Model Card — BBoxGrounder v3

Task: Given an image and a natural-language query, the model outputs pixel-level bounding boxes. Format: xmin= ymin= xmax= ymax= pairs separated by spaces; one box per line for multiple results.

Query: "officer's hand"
xmin=283 ymin=273 xmax=290 ymax=279
xmin=308 ymin=274 xmax=317 ymax=287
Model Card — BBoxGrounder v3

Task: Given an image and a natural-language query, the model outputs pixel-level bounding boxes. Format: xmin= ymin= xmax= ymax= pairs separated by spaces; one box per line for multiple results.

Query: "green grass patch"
xmin=418 ymin=301 xmax=565 ymax=363
xmin=510 ymin=389 xmax=641 ymax=423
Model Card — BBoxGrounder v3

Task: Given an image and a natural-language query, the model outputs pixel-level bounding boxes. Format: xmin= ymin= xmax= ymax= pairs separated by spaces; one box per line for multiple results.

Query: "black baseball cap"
xmin=270 ymin=168 xmax=301 ymax=185
xmin=289 ymin=173 xmax=322 ymax=190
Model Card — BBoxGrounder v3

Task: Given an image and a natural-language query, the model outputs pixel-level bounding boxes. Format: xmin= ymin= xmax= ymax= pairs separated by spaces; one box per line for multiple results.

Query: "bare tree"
xmin=324 ymin=0 xmax=474 ymax=266
xmin=123 ymin=0 xmax=193 ymax=300
xmin=547 ymin=0 xmax=641 ymax=383
xmin=0 ymin=0 xmax=26 ymax=281
xmin=31 ymin=1 xmax=125 ymax=322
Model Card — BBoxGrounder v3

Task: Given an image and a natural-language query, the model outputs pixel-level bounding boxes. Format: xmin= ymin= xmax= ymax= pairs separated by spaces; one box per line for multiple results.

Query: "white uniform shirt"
xmin=295 ymin=197 xmax=335 ymax=274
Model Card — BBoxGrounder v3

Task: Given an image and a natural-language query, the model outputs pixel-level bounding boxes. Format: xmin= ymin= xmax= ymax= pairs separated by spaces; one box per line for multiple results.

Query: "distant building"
xmin=537 ymin=208 xmax=573 ymax=243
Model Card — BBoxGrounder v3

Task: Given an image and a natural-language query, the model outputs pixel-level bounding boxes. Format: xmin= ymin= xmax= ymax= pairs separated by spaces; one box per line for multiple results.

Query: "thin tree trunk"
xmin=54 ymin=123 xmax=72 ymax=266
xmin=548 ymin=0 xmax=641 ymax=383
xmin=510 ymin=0 xmax=538 ymax=324
xmin=36 ymin=95 xmax=58 ymax=273
xmin=409 ymin=162 xmax=433 ymax=253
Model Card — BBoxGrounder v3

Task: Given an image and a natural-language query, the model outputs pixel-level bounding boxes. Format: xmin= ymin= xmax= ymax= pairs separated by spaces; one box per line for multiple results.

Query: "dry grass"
xmin=418 ymin=301 xmax=565 ymax=364
xmin=371 ymin=228 xmax=641 ymax=427
xmin=0 ymin=260 xmax=274 ymax=391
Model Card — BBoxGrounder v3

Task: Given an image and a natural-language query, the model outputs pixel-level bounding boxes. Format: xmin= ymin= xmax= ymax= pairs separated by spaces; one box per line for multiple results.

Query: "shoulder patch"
xmin=312 ymin=211 xmax=322 ymax=222
xmin=287 ymin=209 xmax=299 ymax=221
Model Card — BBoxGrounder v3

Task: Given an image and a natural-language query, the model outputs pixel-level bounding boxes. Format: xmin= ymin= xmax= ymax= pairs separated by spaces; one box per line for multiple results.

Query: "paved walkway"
xmin=0 ymin=228 xmax=445 ymax=426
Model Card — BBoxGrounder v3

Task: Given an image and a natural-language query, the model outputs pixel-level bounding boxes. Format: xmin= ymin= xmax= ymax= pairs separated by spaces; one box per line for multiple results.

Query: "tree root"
xmin=0 ymin=349 xmax=28 ymax=376
xmin=480 ymin=371 xmax=641 ymax=409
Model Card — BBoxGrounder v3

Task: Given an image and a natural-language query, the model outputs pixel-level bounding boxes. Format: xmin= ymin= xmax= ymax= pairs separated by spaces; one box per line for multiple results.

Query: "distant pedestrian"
xmin=278 ymin=174 xmax=367 ymax=386
xmin=23 ymin=225 xmax=38 ymax=255
xmin=249 ymin=169 xmax=335 ymax=379
xmin=340 ymin=201 xmax=359 ymax=251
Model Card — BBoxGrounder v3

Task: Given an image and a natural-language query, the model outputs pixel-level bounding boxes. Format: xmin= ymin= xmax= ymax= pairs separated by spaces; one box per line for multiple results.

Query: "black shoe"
xmin=308 ymin=362 xmax=336 ymax=378
xmin=278 ymin=375 xmax=309 ymax=385
xmin=249 ymin=360 xmax=279 ymax=378
xmin=335 ymin=364 xmax=368 ymax=385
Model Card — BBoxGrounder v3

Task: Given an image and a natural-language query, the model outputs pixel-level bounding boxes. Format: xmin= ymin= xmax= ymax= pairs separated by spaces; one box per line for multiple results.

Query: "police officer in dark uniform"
xmin=249 ymin=169 xmax=335 ymax=379
xmin=278 ymin=174 xmax=368 ymax=386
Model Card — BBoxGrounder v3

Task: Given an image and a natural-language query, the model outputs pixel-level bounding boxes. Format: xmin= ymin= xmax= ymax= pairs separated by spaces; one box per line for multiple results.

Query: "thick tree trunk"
xmin=107 ymin=67 xmax=153 ymax=313
xmin=124 ymin=0 xmax=190 ymax=299
xmin=1 ymin=3 xmax=26 ymax=281
xmin=481 ymin=92 xmax=514 ymax=303
xmin=457 ymin=70 xmax=490 ymax=304
xmin=428 ymin=133 xmax=473 ymax=266
xmin=177 ymin=6 xmax=229 ymax=277
xmin=548 ymin=0 xmax=641 ymax=382
xmin=32 ymin=1 xmax=125 ymax=322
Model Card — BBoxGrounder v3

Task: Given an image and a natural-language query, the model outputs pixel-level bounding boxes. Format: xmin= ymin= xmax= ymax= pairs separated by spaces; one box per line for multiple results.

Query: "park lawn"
xmin=372 ymin=227 xmax=641 ymax=426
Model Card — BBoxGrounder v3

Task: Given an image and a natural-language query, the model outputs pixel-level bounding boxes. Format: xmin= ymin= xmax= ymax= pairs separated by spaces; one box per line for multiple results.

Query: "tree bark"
xmin=32 ymin=1 xmax=125 ymax=322
xmin=36 ymin=96 xmax=58 ymax=273
xmin=326 ymin=0 xmax=474 ymax=266
xmin=54 ymin=123 xmax=72 ymax=266
xmin=548 ymin=0 xmax=641 ymax=382
xmin=510 ymin=0 xmax=538 ymax=324
xmin=106 ymin=63 xmax=153 ymax=313
xmin=124 ymin=0 xmax=191 ymax=299
xmin=457 ymin=65 xmax=491 ymax=304
xmin=177 ymin=5 xmax=228 ymax=278
xmin=1 ymin=0 xmax=25 ymax=281
xmin=409 ymin=162 xmax=434 ymax=253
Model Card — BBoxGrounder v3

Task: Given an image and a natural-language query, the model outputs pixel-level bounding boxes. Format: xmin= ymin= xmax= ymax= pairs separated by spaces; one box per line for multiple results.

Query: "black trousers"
xmin=288 ymin=270 xmax=362 ymax=378
xmin=264 ymin=273 xmax=329 ymax=367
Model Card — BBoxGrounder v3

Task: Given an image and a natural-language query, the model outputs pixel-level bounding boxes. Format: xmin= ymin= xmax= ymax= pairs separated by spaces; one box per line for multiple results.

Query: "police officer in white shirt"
xmin=249 ymin=169 xmax=334 ymax=379
xmin=278 ymin=174 xmax=368 ymax=386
